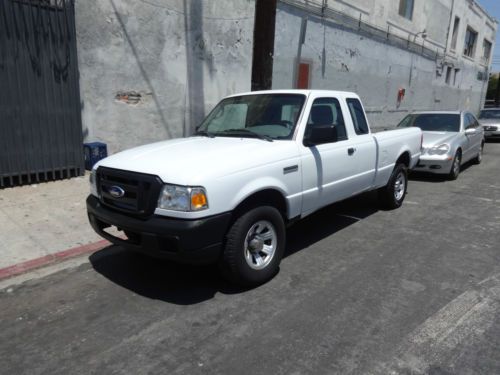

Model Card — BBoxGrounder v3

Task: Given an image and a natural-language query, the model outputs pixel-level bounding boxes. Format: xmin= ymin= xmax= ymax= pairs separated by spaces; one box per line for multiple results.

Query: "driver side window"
xmin=465 ymin=113 xmax=477 ymax=130
xmin=305 ymin=98 xmax=348 ymax=143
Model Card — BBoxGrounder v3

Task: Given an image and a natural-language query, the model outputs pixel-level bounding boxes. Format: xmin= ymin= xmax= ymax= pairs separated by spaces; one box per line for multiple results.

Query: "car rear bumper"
xmin=86 ymin=195 xmax=232 ymax=264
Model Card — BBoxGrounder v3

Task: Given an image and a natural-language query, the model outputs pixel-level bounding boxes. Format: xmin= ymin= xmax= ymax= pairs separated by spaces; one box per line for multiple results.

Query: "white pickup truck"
xmin=87 ymin=90 xmax=422 ymax=285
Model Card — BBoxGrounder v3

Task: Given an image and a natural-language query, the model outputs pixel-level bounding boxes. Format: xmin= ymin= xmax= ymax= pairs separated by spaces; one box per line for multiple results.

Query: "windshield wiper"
xmin=194 ymin=130 xmax=215 ymax=138
xmin=217 ymin=128 xmax=273 ymax=142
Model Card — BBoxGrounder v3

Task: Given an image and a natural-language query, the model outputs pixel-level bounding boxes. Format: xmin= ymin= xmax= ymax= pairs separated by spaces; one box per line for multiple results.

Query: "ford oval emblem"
xmin=109 ymin=185 xmax=125 ymax=198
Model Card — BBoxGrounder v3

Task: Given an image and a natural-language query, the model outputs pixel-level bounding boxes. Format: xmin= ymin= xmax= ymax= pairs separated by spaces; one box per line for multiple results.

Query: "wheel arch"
xmin=232 ymin=189 xmax=288 ymax=222
xmin=395 ymin=150 xmax=411 ymax=168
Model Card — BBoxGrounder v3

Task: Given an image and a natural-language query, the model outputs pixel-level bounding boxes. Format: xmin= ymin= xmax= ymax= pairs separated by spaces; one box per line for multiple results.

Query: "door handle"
xmin=347 ymin=147 xmax=356 ymax=155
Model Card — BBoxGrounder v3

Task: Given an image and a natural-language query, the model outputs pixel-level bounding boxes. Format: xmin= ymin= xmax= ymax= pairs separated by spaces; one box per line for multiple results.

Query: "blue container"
xmin=83 ymin=142 xmax=108 ymax=170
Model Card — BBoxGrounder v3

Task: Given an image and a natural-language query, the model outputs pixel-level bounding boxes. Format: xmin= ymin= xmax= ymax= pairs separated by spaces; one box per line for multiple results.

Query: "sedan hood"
xmin=95 ymin=136 xmax=299 ymax=185
xmin=479 ymin=119 xmax=500 ymax=126
xmin=422 ymin=131 xmax=457 ymax=148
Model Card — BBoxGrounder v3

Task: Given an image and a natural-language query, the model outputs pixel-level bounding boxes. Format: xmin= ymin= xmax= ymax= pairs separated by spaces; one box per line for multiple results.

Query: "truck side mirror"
xmin=304 ymin=125 xmax=337 ymax=146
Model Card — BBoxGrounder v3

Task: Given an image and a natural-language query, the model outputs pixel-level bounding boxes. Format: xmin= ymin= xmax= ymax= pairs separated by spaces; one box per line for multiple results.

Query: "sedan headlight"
xmin=157 ymin=184 xmax=208 ymax=211
xmin=89 ymin=170 xmax=98 ymax=197
xmin=427 ymin=144 xmax=450 ymax=155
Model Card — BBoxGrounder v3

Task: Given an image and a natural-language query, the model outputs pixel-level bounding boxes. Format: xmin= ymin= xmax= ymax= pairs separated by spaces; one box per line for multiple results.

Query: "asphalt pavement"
xmin=1 ymin=141 xmax=500 ymax=375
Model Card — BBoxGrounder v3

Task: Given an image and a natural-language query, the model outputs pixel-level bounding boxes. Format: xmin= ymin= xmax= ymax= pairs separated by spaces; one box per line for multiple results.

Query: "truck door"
xmin=299 ymin=97 xmax=359 ymax=214
xmin=345 ymin=98 xmax=377 ymax=191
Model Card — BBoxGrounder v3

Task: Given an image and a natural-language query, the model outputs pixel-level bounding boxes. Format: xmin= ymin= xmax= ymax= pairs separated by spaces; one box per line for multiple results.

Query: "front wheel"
xmin=473 ymin=143 xmax=484 ymax=164
xmin=220 ymin=206 xmax=286 ymax=286
xmin=378 ymin=163 xmax=408 ymax=209
xmin=448 ymin=150 xmax=461 ymax=180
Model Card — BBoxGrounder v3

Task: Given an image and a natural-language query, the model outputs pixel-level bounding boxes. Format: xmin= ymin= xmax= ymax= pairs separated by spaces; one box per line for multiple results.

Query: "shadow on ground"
xmin=89 ymin=191 xmax=380 ymax=305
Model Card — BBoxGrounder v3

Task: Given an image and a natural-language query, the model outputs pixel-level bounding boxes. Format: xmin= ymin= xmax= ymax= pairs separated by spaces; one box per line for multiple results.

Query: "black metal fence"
xmin=281 ymin=0 xmax=444 ymax=61
xmin=0 ymin=0 xmax=84 ymax=188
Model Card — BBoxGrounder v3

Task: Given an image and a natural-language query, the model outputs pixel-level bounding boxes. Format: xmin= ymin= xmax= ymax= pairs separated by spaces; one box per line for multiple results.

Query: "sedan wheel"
xmin=474 ymin=143 xmax=484 ymax=164
xmin=448 ymin=151 xmax=461 ymax=180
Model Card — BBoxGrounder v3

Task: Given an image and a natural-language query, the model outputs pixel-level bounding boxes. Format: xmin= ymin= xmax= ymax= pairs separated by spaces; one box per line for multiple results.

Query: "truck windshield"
xmin=195 ymin=94 xmax=306 ymax=140
xmin=397 ymin=113 xmax=460 ymax=132
xmin=479 ymin=109 xmax=500 ymax=119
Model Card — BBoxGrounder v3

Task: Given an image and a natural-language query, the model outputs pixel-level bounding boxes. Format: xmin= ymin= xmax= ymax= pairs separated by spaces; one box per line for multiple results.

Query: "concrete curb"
xmin=0 ymin=240 xmax=110 ymax=281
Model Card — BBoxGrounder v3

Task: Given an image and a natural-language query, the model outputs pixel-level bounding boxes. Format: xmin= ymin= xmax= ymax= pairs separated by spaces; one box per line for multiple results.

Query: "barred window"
xmin=399 ymin=0 xmax=414 ymax=20
xmin=464 ymin=27 xmax=478 ymax=58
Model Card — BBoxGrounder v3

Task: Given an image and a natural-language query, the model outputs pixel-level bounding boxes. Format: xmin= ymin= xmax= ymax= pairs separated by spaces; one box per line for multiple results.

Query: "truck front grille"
xmin=96 ymin=167 xmax=163 ymax=217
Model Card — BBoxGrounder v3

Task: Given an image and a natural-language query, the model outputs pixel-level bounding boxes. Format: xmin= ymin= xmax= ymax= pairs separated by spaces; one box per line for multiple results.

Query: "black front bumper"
xmin=86 ymin=195 xmax=232 ymax=264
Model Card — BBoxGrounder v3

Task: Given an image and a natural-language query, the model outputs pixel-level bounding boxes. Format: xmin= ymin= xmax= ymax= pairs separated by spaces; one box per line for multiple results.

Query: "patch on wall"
xmin=115 ymin=91 xmax=143 ymax=105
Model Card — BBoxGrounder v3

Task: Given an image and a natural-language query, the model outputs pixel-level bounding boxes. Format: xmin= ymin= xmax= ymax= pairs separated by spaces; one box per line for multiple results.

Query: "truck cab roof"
xmin=226 ymin=89 xmax=361 ymax=100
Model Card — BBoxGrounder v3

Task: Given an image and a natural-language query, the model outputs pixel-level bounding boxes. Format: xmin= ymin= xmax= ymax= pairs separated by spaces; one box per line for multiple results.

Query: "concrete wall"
xmin=272 ymin=1 xmax=497 ymax=129
xmin=76 ymin=0 xmax=255 ymax=153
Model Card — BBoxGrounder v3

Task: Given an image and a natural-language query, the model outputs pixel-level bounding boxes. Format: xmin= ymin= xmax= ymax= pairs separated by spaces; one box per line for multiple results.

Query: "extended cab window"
xmin=346 ymin=98 xmax=369 ymax=135
xmin=304 ymin=98 xmax=348 ymax=144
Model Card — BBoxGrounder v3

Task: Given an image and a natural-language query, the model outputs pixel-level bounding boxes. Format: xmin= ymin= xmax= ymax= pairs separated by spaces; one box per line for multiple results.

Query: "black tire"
xmin=219 ymin=206 xmax=286 ymax=287
xmin=448 ymin=150 xmax=461 ymax=180
xmin=378 ymin=163 xmax=408 ymax=210
xmin=473 ymin=143 xmax=484 ymax=165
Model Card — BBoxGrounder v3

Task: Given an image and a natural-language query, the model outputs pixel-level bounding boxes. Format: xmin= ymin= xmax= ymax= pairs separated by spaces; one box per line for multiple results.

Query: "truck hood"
xmin=422 ymin=131 xmax=457 ymax=148
xmin=95 ymin=136 xmax=299 ymax=185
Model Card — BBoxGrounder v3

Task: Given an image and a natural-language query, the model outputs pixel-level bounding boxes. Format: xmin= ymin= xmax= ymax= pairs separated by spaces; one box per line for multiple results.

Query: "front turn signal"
xmin=190 ymin=188 xmax=208 ymax=211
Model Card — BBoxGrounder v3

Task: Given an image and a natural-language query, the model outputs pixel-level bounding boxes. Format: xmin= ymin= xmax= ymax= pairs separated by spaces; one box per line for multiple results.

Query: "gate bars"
xmin=0 ymin=0 xmax=84 ymax=188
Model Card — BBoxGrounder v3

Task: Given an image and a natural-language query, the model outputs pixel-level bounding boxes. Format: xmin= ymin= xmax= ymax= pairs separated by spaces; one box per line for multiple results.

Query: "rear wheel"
xmin=448 ymin=150 xmax=461 ymax=180
xmin=220 ymin=206 xmax=286 ymax=286
xmin=378 ymin=163 xmax=408 ymax=209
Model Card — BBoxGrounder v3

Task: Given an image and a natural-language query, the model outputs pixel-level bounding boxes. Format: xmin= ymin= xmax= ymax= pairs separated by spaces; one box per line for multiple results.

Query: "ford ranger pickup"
xmin=87 ymin=90 xmax=422 ymax=286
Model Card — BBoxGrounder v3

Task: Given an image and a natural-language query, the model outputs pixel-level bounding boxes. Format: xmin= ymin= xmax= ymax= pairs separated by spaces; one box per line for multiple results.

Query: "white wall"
xmin=76 ymin=0 xmax=255 ymax=153
xmin=272 ymin=1 xmax=496 ymax=129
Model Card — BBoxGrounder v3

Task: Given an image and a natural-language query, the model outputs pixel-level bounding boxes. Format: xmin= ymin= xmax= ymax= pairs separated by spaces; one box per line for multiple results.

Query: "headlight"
xmin=157 ymin=184 xmax=208 ymax=211
xmin=89 ymin=170 xmax=98 ymax=197
xmin=428 ymin=144 xmax=450 ymax=155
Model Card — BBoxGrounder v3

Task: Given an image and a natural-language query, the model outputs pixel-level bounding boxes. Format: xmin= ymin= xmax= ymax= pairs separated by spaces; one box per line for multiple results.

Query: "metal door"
xmin=0 ymin=0 xmax=83 ymax=187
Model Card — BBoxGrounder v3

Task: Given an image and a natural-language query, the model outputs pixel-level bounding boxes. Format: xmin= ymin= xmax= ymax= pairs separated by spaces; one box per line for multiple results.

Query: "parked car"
xmin=478 ymin=108 xmax=500 ymax=139
xmin=87 ymin=90 xmax=422 ymax=286
xmin=397 ymin=111 xmax=484 ymax=180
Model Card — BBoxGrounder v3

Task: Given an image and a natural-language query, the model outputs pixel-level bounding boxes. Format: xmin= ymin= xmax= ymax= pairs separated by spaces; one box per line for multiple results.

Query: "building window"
xmin=482 ymin=39 xmax=492 ymax=64
xmin=450 ymin=16 xmax=460 ymax=51
xmin=454 ymin=69 xmax=460 ymax=85
xmin=398 ymin=0 xmax=414 ymax=20
xmin=445 ymin=67 xmax=452 ymax=84
xmin=463 ymin=27 xmax=478 ymax=58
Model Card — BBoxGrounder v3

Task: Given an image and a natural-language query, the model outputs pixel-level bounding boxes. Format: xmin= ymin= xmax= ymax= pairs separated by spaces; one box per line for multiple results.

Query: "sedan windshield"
xmin=479 ymin=109 xmax=500 ymax=119
xmin=397 ymin=113 xmax=460 ymax=132
xmin=195 ymin=94 xmax=306 ymax=140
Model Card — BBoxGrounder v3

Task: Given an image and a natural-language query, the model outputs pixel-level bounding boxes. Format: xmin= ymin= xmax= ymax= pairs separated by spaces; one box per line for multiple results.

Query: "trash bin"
xmin=83 ymin=142 xmax=108 ymax=170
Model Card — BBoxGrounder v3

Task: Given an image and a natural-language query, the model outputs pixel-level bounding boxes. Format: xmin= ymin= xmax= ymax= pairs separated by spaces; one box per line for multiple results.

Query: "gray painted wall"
xmin=76 ymin=0 xmax=255 ymax=154
xmin=272 ymin=3 xmax=491 ymax=129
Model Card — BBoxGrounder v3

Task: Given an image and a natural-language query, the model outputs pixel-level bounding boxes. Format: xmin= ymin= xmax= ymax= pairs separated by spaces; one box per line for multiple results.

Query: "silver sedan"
xmin=397 ymin=111 xmax=484 ymax=180
xmin=478 ymin=108 xmax=500 ymax=139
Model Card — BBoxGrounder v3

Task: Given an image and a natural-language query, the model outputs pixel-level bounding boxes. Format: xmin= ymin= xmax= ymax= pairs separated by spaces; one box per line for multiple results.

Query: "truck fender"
xmin=230 ymin=177 xmax=292 ymax=219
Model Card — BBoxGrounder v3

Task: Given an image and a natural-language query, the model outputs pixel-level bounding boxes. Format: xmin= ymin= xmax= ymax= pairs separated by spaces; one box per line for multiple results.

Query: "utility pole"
xmin=251 ymin=0 xmax=277 ymax=91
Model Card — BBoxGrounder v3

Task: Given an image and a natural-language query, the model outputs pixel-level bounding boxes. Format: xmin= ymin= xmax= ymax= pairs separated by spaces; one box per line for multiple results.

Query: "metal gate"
xmin=0 ymin=0 xmax=84 ymax=188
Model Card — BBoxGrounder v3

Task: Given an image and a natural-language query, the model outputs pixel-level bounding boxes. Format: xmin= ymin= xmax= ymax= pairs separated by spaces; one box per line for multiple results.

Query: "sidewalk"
xmin=0 ymin=174 xmax=107 ymax=277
